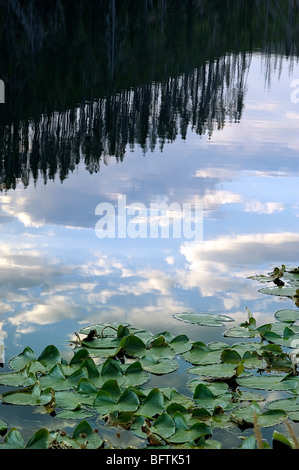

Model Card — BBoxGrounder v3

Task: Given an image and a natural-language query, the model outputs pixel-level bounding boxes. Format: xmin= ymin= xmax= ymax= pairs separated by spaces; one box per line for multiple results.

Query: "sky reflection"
xmin=0 ymin=53 xmax=299 ymax=360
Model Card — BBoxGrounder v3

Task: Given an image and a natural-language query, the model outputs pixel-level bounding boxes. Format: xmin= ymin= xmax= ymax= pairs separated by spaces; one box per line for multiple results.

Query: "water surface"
xmin=0 ymin=0 xmax=299 ymax=445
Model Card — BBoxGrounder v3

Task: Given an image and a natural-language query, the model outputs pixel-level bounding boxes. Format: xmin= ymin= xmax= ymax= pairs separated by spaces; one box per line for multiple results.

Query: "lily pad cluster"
xmin=248 ymin=264 xmax=299 ymax=307
xmin=0 ymin=305 xmax=299 ymax=449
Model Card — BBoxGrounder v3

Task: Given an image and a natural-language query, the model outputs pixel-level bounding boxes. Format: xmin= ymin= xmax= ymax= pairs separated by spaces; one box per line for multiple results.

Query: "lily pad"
xmin=168 ymin=411 xmax=211 ymax=444
xmin=173 ymin=312 xmax=233 ymax=327
xmin=56 ymin=420 xmax=104 ymax=449
xmin=0 ymin=428 xmax=26 ymax=449
xmin=231 ymin=402 xmax=287 ymax=428
xmin=182 ymin=342 xmax=222 ymax=365
xmin=137 ymin=388 xmax=165 ymax=418
xmin=266 ymin=396 xmax=299 ymax=416
xmin=237 ymin=374 xmax=299 ymax=392
xmin=140 ymin=356 xmax=178 ymax=375
xmin=274 ymin=309 xmax=299 ymax=323
xmin=132 ymin=413 xmax=176 ymax=441
xmin=37 ymin=345 xmax=63 ymax=372
xmin=121 ymin=361 xmax=149 ymax=387
xmin=55 ymin=409 xmax=96 ymax=420
xmin=0 ymin=419 xmax=8 ymax=434
xmin=1 ymin=383 xmax=53 ymax=407
xmin=0 ymin=369 xmax=36 ymax=387
xmin=187 ymin=363 xmax=249 ymax=380
xmin=8 ymin=346 xmax=37 ymax=372
xmin=39 ymin=364 xmax=89 ymax=391
xmin=93 ymin=385 xmax=140 ymax=416
xmin=258 ymin=287 xmax=298 ymax=297
xmin=187 ymin=379 xmax=229 ymax=396
xmin=193 ymin=383 xmax=235 ymax=411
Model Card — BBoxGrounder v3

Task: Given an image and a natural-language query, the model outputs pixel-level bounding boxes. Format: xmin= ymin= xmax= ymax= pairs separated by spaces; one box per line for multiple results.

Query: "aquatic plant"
xmin=0 ymin=265 xmax=298 ymax=449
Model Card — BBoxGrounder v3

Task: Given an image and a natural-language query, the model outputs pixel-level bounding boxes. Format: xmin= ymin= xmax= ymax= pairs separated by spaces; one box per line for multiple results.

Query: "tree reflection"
xmin=0 ymin=0 xmax=298 ymax=190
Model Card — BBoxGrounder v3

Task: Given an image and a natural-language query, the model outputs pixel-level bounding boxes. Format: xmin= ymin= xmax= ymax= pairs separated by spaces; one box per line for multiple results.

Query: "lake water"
xmin=0 ymin=1 xmax=299 ymax=447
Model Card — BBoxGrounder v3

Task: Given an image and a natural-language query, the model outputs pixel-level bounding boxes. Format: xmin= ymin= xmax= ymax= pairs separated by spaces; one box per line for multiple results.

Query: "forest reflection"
xmin=0 ymin=0 xmax=299 ymax=190
xmin=0 ymin=53 xmax=250 ymax=189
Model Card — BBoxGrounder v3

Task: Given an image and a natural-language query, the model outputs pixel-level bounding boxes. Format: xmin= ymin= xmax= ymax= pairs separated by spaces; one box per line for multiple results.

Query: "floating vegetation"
xmin=248 ymin=264 xmax=299 ymax=307
xmin=0 ymin=265 xmax=299 ymax=449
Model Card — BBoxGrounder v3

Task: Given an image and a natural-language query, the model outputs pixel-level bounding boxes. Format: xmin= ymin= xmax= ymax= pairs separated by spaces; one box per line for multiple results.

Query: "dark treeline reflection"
xmin=0 ymin=0 xmax=299 ymax=189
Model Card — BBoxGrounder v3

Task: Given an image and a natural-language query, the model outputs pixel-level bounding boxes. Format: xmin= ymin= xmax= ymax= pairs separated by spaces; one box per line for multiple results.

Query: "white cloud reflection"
xmin=245 ymin=200 xmax=285 ymax=214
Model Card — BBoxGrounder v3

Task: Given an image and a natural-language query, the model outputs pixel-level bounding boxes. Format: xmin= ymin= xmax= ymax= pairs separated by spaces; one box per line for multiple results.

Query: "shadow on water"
xmin=0 ymin=0 xmax=299 ymax=189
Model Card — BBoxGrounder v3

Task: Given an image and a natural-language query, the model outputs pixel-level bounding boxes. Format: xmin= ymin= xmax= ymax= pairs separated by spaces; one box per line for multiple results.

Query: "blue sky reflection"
xmin=0 ymin=53 xmax=299 ymax=358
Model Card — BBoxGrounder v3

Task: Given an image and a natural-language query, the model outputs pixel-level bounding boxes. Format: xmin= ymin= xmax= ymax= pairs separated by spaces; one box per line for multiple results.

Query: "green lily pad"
xmin=237 ymin=374 xmax=299 ymax=392
xmin=193 ymin=383 xmax=234 ymax=411
xmin=99 ymin=357 xmax=123 ymax=378
xmin=93 ymin=385 xmax=140 ymax=416
xmin=137 ymin=388 xmax=165 ymax=418
xmin=163 ymin=388 xmax=194 ymax=409
xmin=173 ymin=312 xmax=233 ymax=327
xmin=182 ymin=342 xmax=222 ymax=365
xmin=81 ymin=336 xmax=122 ymax=349
xmin=187 ymin=379 xmax=229 ymax=396
xmin=168 ymin=411 xmax=211 ymax=444
xmin=288 ymin=411 xmax=299 ymax=421
xmin=8 ymin=346 xmax=37 ymax=371
xmin=248 ymin=267 xmax=285 ymax=283
xmin=231 ymin=402 xmax=287 ymax=428
xmin=55 ymin=409 xmax=96 ymax=420
xmin=1 ymin=383 xmax=53 ymax=407
xmin=223 ymin=326 xmax=257 ymax=338
xmin=169 ymin=335 xmax=193 ymax=354
xmin=266 ymin=396 xmax=299 ymax=414
xmin=0 ymin=428 xmax=26 ymax=448
xmin=39 ymin=364 xmax=89 ymax=391
xmin=0 ymin=419 xmax=8 ymax=434
xmin=79 ymin=322 xmax=130 ymax=337
xmin=132 ymin=413 xmax=176 ymax=441
xmin=26 ymin=428 xmax=51 ymax=449
xmin=57 ymin=420 xmax=104 ymax=449
xmin=146 ymin=336 xmax=176 ymax=359
xmin=121 ymin=335 xmax=147 ymax=358
xmin=258 ymin=287 xmax=298 ymax=297
xmin=262 ymin=330 xmax=299 ymax=348
xmin=37 ymin=345 xmax=63 ymax=372
xmin=272 ymin=430 xmax=295 ymax=449
xmin=140 ymin=356 xmax=178 ymax=375
xmin=274 ymin=309 xmax=299 ymax=323
xmin=0 ymin=369 xmax=36 ymax=387
xmin=187 ymin=363 xmax=249 ymax=380
xmin=122 ymin=361 xmax=149 ymax=386
xmin=54 ymin=389 xmax=93 ymax=410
